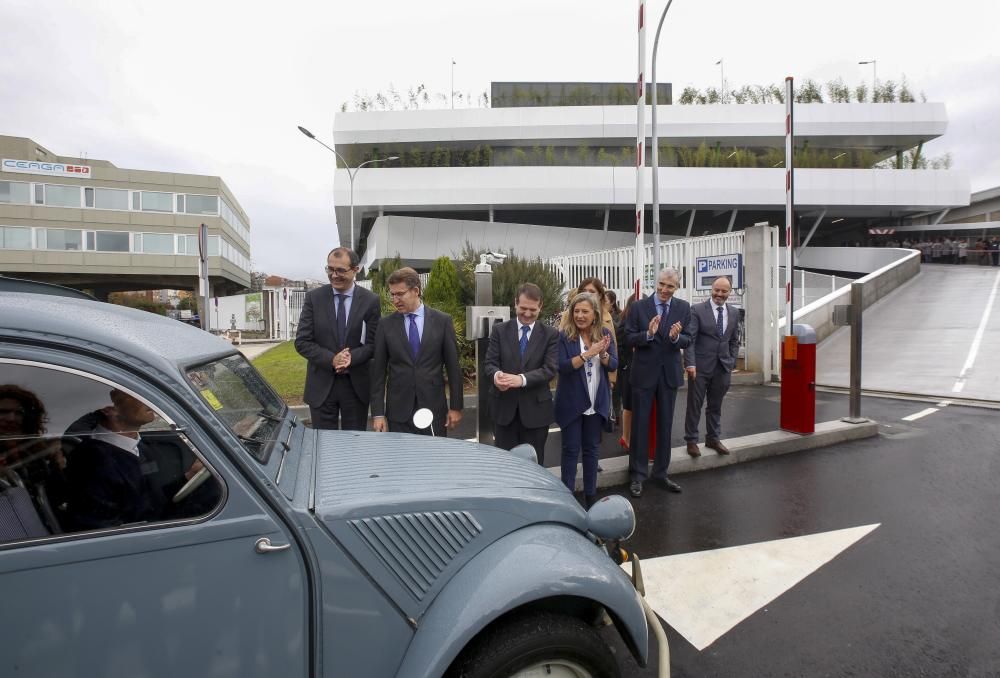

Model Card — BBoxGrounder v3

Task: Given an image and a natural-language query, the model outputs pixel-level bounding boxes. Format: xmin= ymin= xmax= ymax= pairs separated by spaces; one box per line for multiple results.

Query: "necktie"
xmin=519 ymin=325 xmax=530 ymax=358
xmin=659 ymin=302 xmax=669 ymax=335
xmin=716 ymin=306 xmax=724 ymax=336
xmin=336 ymin=294 xmax=347 ymax=349
xmin=407 ymin=313 xmax=420 ymax=359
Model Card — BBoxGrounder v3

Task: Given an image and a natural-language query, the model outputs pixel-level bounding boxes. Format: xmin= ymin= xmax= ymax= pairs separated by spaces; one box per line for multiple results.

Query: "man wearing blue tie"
xmin=370 ymin=267 xmax=463 ymax=435
xmin=484 ymin=283 xmax=559 ymax=464
xmin=683 ymin=276 xmax=741 ymax=457
xmin=623 ymin=268 xmax=692 ymax=498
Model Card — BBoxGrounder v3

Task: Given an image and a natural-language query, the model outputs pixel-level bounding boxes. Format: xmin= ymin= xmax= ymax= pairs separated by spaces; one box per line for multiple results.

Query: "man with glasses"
xmin=295 ymin=247 xmax=381 ymax=430
xmin=370 ymin=267 xmax=463 ymax=435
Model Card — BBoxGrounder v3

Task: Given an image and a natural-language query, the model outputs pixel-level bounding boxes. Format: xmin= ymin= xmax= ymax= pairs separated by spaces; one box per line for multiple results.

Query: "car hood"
xmin=311 ymin=430 xmax=579 ymax=519
xmin=308 ymin=431 xmax=592 ymax=620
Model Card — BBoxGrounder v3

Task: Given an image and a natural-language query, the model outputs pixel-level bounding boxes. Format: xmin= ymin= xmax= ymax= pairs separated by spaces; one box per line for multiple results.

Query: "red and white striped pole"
xmin=784 ymin=76 xmax=795 ymax=330
xmin=634 ymin=0 xmax=646 ymax=300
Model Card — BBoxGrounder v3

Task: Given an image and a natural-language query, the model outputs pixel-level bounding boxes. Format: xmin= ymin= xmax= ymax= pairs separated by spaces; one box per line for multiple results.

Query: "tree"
xmin=423 ymin=257 xmax=463 ymax=315
xmin=177 ymin=296 xmax=197 ymax=311
xmin=456 ymin=243 xmax=566 ymax=323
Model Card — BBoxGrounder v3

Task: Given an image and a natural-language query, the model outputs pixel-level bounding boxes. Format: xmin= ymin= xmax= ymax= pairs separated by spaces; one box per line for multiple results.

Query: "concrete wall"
xmin=780 ymin=248 xmax=921 ymax=344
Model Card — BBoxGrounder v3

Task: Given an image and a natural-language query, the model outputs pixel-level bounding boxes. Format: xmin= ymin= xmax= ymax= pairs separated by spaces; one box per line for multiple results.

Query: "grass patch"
xmin=252 ymin=341 xmax=306 ymax=405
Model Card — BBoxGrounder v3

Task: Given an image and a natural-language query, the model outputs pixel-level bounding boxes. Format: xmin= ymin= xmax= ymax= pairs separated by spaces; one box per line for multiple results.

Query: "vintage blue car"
xmin=0 ymin=281 xmax=667 ymax=678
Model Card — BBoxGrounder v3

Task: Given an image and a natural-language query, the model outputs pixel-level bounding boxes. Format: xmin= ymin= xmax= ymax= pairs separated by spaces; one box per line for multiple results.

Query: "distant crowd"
xmin=874 ymin=236 xmax=1000 ymax=266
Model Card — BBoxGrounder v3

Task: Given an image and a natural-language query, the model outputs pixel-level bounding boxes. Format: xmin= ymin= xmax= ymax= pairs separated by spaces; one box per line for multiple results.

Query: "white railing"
xmin=777 ymin=268 xmax=855 ymax=313
xmin=546 ymin=231 xmax=746 ymax=303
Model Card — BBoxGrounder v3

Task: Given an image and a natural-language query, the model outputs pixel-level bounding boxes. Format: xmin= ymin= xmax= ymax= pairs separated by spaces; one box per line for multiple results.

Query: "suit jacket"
xmin=553 ymin=328 xmax=619 ymax=427
xmin=295 ymin=284 xmax=381 ymax=407
xmin=624 ymin=295 xmax=692 ymax=390
xmin=370 ymin=305 xmax=463 ymax=427
xmin=484 ymin=319 xmax=559 ymax=429
xmin=683 ymin=300 xmax=741 ymax=374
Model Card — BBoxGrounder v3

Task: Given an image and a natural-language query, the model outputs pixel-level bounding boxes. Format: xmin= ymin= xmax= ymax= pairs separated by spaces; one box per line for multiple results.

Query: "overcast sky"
xmin=1 ymin=0 xmax=996 ymax=279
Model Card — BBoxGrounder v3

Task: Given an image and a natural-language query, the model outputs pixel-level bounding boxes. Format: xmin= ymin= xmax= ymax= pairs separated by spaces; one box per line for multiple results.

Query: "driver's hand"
xmin=372 ymin=416 xmax=388 ymax=432
xmin=184 ymin=459 xmax=205 ymax=481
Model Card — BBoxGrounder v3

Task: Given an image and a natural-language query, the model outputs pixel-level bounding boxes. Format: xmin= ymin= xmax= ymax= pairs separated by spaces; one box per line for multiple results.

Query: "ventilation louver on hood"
xmin=349 ymin=510 xmax=482 ymax=600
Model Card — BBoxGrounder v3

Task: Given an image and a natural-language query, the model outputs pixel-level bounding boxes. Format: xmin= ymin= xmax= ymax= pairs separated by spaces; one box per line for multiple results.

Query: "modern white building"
xmin=331 ymin=82 xmax=969 ymax=271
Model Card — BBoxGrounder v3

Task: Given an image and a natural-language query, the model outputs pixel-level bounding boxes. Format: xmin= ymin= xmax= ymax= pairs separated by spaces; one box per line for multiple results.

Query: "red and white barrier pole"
xmin=634 ymin=0 xmax=646 ymax=300
xmin=784 ymin=76 xmax=794 ymax=328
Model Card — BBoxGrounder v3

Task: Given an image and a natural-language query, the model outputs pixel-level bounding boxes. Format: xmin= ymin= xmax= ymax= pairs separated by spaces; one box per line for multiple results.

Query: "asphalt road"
xmin=596 ymin=391 xmax=1000 ymax=677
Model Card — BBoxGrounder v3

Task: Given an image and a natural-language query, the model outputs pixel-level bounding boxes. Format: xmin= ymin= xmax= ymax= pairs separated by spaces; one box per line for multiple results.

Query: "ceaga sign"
xmin=695 ymin=253 xmax=743 ymax=290
xmin=3 ymin=158 xmax=92 ymax=178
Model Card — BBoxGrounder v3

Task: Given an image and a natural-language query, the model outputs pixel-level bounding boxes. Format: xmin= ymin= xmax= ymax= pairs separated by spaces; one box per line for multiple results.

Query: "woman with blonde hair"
xmin=554 ymin=293 xmax=618 ymax=508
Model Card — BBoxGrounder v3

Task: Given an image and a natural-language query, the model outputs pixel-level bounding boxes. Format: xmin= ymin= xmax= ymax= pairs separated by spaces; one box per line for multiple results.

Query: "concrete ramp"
xmin=817 ymin=265 xmax=1000 ymax=401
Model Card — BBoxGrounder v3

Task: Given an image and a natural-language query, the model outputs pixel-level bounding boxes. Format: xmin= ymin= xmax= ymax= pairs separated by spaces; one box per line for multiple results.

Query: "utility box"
xmin=780 ymin=324 xmax=817 ymax=434
xmin=465 ymin=306 xmax=510 ymax=340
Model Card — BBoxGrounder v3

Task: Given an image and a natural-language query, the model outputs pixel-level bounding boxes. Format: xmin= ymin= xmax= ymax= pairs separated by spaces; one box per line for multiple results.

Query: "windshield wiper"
xmin=257 ymin=410 xmax=284 ymax=423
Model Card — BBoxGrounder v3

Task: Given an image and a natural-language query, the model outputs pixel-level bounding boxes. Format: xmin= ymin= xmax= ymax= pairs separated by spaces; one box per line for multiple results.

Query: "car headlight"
xmin=586 ymin=495 xmax=635 ymax=541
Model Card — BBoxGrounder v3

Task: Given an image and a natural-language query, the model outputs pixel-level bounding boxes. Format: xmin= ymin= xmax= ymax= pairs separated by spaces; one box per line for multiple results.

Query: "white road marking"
xmin=902 ymin=407 xmax=939 ymax=422
xmin=624 ymin=524 xmax=880 ymax=651
xmin=936 ymin=400 xmax=952 ymax=408
xmin=952 ymin=269 xmax=1000 ymax=393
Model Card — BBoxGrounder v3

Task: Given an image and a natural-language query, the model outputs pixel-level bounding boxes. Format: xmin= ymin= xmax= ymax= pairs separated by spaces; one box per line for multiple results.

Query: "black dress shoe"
xmin=629 ymin=481 xmax=643 ymax=498
xmin=655 ymin=477 xmax=682 ymax=493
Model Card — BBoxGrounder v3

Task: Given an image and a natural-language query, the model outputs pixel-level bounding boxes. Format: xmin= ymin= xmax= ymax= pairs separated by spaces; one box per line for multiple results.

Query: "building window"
xmin=0 ymin=181 xmax=31 ymax=204
xmin=93 ymin=188 xmax=129 ymax=210
xmin=183 ymin=194 xmax=219 ymax=216
xmin=138 ymin=232 xmax=174 ymax=254
xmin=0 ymin=226 xmax=32 ymax=249
xmin=207 ymin=235 xmax=220 ymax=256
xmin=139 ymin=191 xmax=173 ymax=213
xmin=44 ymin=184 xmax=82 ymax=208
xmin=39 ymin=228 xmax=83 ymax=251
xmin=34 ymin=185 xmax=44 ymax=205
xmin=94 ymin=231 xmax=130 ymax=252
xmin=176 ymin=234 xmax=198 ymax=255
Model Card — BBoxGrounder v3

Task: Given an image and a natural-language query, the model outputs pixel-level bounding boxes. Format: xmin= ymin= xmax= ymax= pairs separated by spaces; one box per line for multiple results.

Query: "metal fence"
xmin=546 ymin=231 xmax=747 ymax=304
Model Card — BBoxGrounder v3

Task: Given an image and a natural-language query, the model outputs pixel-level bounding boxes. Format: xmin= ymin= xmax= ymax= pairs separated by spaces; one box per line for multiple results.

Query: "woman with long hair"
xmin=554 ymin=293 xmax=618 ymax=508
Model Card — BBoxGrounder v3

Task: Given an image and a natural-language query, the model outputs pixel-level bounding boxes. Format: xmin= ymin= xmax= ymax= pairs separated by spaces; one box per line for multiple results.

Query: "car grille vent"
xmin=350 ymin=511 xmax=482 ymax=600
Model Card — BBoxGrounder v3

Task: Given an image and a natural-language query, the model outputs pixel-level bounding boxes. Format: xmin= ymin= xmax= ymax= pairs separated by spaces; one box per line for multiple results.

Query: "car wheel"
xmin=448 ymin=611 xmax=621 ymax=678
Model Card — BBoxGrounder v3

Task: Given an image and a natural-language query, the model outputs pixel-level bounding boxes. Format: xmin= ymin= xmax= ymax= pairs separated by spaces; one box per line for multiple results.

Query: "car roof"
xmin=0 ymin=291 xmax=237 ymax=377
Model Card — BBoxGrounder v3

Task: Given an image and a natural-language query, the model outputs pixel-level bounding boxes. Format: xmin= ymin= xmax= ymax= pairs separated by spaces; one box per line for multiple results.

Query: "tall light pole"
xmin=716 ymin=58 xmax=725 ymax=103
xmin=298 ymin=125 xmax=398 ymax=251
xmin=451 ymin=58 xmax=456 ymax=109
xmin=650 ymin=0 xmax=675 ymax=275
xmin=859 ymin=59 xmax=877 ymax=101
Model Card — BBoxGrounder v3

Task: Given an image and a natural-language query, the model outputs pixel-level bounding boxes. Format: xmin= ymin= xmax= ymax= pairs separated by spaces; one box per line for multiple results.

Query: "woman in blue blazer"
xmin=554 ymin=292 xmax=619 ymax=508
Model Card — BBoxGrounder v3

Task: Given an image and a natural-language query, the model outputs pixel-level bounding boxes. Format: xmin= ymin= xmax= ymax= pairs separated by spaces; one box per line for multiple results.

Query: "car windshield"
xmin=185 ymin=355 xmax=286 ymax=464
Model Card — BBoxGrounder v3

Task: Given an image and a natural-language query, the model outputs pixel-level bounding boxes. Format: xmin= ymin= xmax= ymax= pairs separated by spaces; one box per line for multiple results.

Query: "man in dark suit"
xmin=295 ymin=247 xmax=381 ymax=430
xmin=683 ymin=276 xmax=741 ymax=457
xmin=624 ymin=268 xmax=691 ymax=498
xmin=371 ymin=267 xmax=463 ymax=435
xmin=484 ymin=282 xmax=559 ymax=464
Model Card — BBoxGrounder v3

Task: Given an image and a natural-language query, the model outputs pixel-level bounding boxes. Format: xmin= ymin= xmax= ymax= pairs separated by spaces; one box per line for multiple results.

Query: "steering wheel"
xmin=172 ymin=467 xmax=211 ymax=503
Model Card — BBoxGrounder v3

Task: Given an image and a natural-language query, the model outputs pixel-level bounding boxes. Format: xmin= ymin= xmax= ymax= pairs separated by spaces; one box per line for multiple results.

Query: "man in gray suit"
xmin=484 ymin=283 xmax=559 ymax=464
xmin=295 ymin=247 xmax=381 ymax=430
xmin=371 ymin=267 xmax=463 ymax=435
xmin=683 ymin=276 xmax=741 ymax=457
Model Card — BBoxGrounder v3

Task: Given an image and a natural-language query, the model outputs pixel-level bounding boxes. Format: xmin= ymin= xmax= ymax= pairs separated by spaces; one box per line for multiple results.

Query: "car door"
xmin=0 ymin=358 xmax=309 ymax=678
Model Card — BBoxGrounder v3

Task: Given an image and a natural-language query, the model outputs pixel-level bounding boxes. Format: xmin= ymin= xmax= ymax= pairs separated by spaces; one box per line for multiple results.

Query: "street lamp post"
xmin=650 ymin=0 xmax=675 ymax=275
xmin=859 ymin=59 xmax=877 ymax=101
xmin=297 ymin=125 xmax=398 ymax=250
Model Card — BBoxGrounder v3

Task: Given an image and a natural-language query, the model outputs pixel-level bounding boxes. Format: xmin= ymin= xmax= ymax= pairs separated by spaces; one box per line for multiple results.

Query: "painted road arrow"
xmin=624 ymin=524 xmax=880 ymax=651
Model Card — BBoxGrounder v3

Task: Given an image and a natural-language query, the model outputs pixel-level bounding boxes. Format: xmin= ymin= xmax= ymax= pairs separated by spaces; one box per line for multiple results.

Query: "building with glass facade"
xmin=331 ymin=82 xmax=969 ymax=271
xmin=0 ymin=135 xmax=251 ymax=297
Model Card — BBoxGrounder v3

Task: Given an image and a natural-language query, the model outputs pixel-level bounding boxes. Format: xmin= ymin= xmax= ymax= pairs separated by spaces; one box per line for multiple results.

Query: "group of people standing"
xmin=908 ymin=237 xmax=1000 ymax=266
xmin=295 ymin=247 xmax=740 ymax=509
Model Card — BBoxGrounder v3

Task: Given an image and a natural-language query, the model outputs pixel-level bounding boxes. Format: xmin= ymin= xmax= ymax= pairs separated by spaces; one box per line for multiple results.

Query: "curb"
xmin=547 ymin=418 xmax=880 ymax=491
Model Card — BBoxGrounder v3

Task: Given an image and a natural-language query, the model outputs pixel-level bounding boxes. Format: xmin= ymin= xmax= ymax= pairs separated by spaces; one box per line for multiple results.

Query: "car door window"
xmin=0 ymin=362 xmax=223 ymax=546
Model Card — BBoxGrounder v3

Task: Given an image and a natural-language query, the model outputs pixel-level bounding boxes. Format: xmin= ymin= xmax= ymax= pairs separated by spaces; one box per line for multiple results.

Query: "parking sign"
xmin=695 ymin=253 xmax=743 ymax=290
